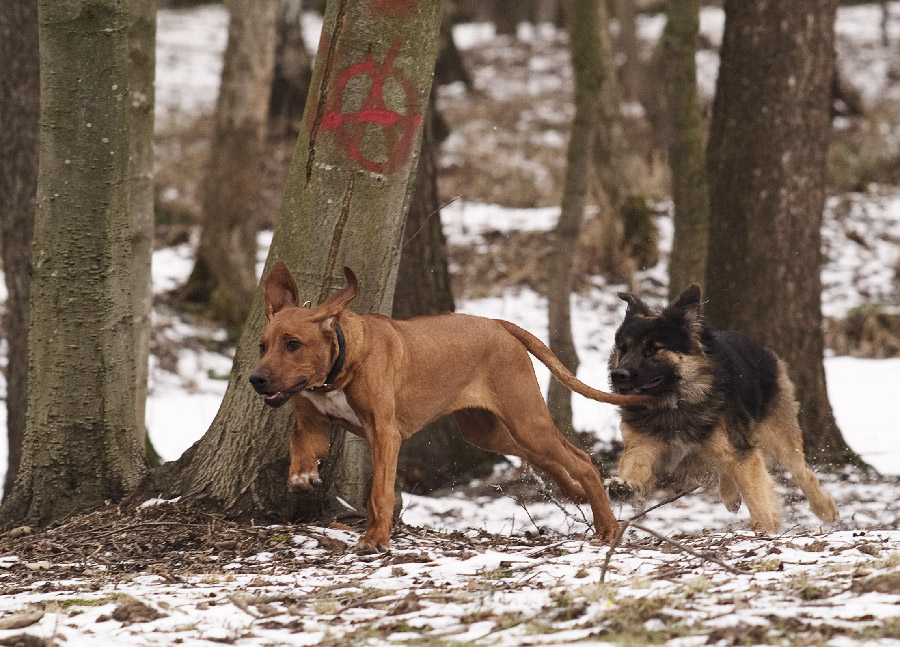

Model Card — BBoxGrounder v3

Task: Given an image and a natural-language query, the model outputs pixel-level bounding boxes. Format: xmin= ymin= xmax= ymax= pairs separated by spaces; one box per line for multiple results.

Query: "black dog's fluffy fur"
xmin=606 ymin=284 xmax=838 ymax=532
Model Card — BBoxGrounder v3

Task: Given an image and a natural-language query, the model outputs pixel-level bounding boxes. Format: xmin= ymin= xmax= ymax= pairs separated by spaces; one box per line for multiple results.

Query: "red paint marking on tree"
xmin=317 ymin=37 xmax=423 ymax=174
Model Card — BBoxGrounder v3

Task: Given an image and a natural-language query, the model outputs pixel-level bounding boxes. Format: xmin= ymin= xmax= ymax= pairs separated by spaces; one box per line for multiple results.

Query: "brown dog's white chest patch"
xmin=301 ymin=390 xmax=361 ymax=427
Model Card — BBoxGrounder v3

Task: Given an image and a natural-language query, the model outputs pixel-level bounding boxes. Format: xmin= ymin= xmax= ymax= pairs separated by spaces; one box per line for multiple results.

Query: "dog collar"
xmin=321 ymin=323 xmax=346 ymax=389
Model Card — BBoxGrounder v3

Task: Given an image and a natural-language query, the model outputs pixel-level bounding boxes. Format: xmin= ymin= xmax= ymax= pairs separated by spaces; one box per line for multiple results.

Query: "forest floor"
xmin=2 ymin=3 xmax=900 ymax=646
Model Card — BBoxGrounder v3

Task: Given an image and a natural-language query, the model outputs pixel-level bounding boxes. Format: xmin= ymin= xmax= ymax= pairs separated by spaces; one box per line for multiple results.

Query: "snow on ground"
xmin=2 ymin=3 xmax=900 ymax=646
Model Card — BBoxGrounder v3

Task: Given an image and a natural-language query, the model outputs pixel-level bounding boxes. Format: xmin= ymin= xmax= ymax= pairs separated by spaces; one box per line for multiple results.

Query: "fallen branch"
xmin=629 ymin=522 xmax=745 ymax=575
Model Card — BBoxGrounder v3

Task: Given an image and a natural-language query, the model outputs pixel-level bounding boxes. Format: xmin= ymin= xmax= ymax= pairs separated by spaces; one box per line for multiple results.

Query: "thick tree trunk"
xmin=662 ymin=0 xmax=709 ymax=300
xmin=138 ymin=0 xmax=446 ymax=522
xmin=705 ymin=0 xmax=861 ymax=467
xmin=0 ymin=0 xmax=146 ymax=527
xmin=0 ymin=0 xmax=39 ymax=498
xmin=547 ymin=0 xmax=613 ymax=438
xmin=128 ymin=0 xmax=158 ymax=460
xmin=181 ymin=0 xmax=278 ymax=330
xmin=268 ymin=0 xmax=313 ymax=137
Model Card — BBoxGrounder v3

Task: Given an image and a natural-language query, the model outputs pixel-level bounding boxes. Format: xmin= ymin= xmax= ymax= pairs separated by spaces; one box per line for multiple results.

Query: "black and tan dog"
xmin=606 ymin=284 xmax=838 ymax=533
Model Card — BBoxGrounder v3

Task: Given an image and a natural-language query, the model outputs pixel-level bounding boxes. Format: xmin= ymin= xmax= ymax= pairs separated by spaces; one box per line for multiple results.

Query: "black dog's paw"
xmin=605 ymin=476 xmax=637 ymax=502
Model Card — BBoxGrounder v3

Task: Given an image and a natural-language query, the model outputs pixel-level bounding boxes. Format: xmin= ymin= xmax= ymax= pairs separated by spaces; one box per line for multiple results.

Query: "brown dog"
xmin=249 ymin=262 xmax=652 ymax=552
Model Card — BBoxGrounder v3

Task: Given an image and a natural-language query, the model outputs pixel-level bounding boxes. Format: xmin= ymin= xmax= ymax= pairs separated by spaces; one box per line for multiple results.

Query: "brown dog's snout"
xmin=249 ymin=371 xmax=269 ymax=392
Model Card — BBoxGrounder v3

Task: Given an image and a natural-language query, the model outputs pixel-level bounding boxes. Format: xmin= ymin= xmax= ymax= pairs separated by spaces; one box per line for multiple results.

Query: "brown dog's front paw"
xmin=605 ymin=476 xmax=638 ymax=502
xmin=288 ymin=471 xmax=321 ymax=492
xmin=354 ymin=537 xmax=389 ymax=555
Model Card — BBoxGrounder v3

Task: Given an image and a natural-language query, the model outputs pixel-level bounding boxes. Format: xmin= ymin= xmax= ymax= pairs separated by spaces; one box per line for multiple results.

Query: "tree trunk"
xmin=393 ymin=92 xmax=498 ymax=492
xmin=0 ymin=0 xmax=39 ymax=498
xmin=492 ymin=0 xmax=523 ymax=36
xmin=137 ymin=0 xmax=446 ymax=522
xmin=0 ymin=0 xmax=146 ymax=527
xmin=705 ymin=0 xmax=861 ymax=467
xmin=128 ymin=0 xmax=158 ymax=462
xmin=610 ymin=0 xmax=639 ymax=101
xmin=181 ymin=0 xmax=278 ymax=330
xmin=547 ymin=0 xmax=613 ymax=439
xmin=662 ymin=0 xmax=710 ymax=300
xmin=268 ymin=0 xmax=313 ymax=138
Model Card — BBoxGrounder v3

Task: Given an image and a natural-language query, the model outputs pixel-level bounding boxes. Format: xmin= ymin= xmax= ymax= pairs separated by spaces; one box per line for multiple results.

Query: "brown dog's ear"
xmin=311 ymin=266 xmax=359 ymax=328
xmin=264 ymin=261 xmax=300 ymax=320
xmin=617 ymin=291 xmax=652 ymax=317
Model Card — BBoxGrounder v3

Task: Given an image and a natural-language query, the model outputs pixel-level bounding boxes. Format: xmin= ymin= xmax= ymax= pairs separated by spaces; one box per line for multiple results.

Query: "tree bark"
xmin=181 ymin=0 xmax=278 ymax=330
xmin=0 ymin=0 xmax=146 ymax=527
xmin=547 ymin=0 xmax=613 ymax=439
xmin=138 ymin=0 xmax=446 ymax=522
xmin=662 ymin=0 xmax=710 ymax=300
xmin=128 ymin=0 xmax=158 ymax=460
xmin=268 ymin=0 xmax=313 ymax=137
xmin=705 ymin=0 xmax=861 ymax=467
xmin=0 ymin=0 xmax=39 ymax=498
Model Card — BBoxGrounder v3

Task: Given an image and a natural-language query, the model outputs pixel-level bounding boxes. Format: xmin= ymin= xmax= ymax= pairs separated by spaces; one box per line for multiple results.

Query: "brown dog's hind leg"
xmin=484 ymin=406 xmax=620 ymax=543
xmin=455 ymin=409 xmax=587 ymax=502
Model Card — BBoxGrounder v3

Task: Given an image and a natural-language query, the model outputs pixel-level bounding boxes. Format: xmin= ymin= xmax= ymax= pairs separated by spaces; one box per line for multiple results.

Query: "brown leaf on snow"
xmin=111 ymin=598 xmax=166 ymax=625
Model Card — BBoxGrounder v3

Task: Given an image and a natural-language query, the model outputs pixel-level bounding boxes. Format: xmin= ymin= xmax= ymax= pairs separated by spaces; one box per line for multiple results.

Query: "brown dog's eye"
xmin=285 ymin=339 xmax=302 ymax=352
xmin=643 ymin=344 xmax=659 ymax=358
xmin=258 ymin=342 xmax=266 ymax=356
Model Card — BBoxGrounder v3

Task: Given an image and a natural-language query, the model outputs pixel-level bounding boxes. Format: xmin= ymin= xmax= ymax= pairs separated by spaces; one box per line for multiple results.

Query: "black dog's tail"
xmin=496 ymin=320 xmax=654 ymax=407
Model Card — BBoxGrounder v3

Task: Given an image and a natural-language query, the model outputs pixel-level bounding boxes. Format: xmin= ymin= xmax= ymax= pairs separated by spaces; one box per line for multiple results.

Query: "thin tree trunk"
xmin=128 ymin=0 xmax=158 ymax=460
xmin=662 ymin=0 xmax=709 ymax=299
xmin=0 ymin=0 xmax=146 ymax=527
xmin=492 ymin=0 xmax=522 ymax=36
xmin=269 ymin=0 xmax=313 ymax=137
xmin=547 ymin=0 xmax=612 ymax=439
xmin=611 ymin=0 xmax=639 ymax=101
xmin=137 ymin=0 xmax=447 ymax=523
xmin=181 ymin=0 xmax=278 ymax=330
xmin=705 ymin=0 xmax=861 ymax=467
xmin=0 ymin=0 xmax=39 ymax=498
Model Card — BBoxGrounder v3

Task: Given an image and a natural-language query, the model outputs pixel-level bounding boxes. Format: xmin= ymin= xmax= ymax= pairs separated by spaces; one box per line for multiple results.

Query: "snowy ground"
xmin=2 ymin=3 xmax=900 ymax=646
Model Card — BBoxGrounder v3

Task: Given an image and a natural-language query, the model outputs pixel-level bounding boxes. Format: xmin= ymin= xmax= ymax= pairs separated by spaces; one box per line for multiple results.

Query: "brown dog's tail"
xmin=496 ymin=319 xmax=654 ymax=408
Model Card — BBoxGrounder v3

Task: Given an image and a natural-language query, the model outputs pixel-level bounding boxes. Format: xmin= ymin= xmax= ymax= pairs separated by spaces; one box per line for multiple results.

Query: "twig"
xmin=402 ymin=195 xmax=461 ymax=248
xmin=627 ymin=486 xmax=699 ymax=523
xmin=599 ymin=520 xmax=631 ymax=584
xmin=628 ymin=522 xmax=745 ymax=575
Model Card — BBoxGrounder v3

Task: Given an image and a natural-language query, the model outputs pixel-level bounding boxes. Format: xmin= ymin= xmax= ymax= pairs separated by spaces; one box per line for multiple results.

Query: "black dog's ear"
xmin=617 ymin=292 xmax=652 ymax=317
xmin=663 ymin=283 xmax=703 ymax=335
xmin=666 ymin=283 xmax=702 ymax=316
